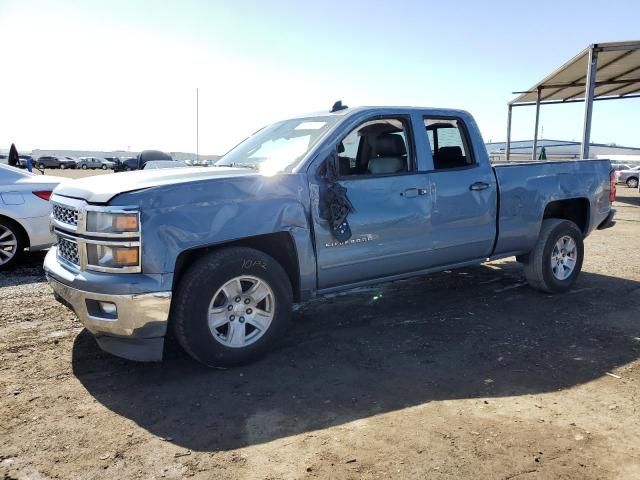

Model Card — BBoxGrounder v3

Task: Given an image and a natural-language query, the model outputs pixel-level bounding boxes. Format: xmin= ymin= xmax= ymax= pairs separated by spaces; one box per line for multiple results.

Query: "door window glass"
xmin=337 ymin=118 xmax=412 ymax=177
xmin=424 ymin=118 xmax=475 ymax=170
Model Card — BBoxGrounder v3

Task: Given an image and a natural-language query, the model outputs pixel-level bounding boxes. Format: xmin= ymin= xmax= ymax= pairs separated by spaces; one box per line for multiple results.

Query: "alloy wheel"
xmin=0 ymin=225 xmax=18 ymax=266
xmin=550 ymin=235 xmax=577 ymax=280
xmin=207 ymin=276 xmax=275 ymax=348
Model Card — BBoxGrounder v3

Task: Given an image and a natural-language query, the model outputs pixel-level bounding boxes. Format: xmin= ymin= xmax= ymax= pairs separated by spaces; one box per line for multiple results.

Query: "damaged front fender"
xmin=109 ymin=173 xmax=317 ymax=293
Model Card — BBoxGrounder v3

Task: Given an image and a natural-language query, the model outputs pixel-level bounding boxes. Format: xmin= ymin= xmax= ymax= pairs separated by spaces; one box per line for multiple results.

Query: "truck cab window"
xmin=424 ymin=118 xmax=475 ymax=170
xmin=337 ymin=118 xmax=411 ymax=177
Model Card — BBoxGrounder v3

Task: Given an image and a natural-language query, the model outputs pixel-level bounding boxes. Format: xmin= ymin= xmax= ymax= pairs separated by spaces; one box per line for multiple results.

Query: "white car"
xmin=615 ymin=165 xmax=640 ymax=188
xmin=0 ymin=165 xmax=64 ymax=269
xmin=143 ymin=160 xmax=190 ymax=170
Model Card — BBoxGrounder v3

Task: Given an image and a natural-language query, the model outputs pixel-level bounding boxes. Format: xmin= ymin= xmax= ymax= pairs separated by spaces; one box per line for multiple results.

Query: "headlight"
xmin=86 ymin=211 xmax=139 ymax=234
xmin=86 ymin=244 xmax=140 ymax=269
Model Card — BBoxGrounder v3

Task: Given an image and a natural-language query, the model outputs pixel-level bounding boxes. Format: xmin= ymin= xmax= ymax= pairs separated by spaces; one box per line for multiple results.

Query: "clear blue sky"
xmin=1 ymin=0 xmax=639 ymax=153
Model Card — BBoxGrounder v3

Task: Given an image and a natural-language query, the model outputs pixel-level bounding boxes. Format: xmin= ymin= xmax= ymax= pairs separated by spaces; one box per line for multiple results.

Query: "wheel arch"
xmin=542 ymin=197 xmax=590 ymax=235
xmin=173 ymin=231 xmax=302 ymax=301
xmin=0 ymin=214 xmax=30 ymax=248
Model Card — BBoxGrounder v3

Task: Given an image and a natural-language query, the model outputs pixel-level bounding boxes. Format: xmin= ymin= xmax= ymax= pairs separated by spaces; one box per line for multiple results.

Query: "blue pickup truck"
xmin=45 ymin=105 xmax=616 ymax=366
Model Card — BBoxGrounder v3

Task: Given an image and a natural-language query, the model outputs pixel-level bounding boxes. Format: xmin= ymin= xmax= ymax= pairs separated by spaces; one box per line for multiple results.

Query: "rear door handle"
xmin=469 ymin=181 xmax=490 ymax=191
xmin=401 ymin=188 xmax=428 ymax=198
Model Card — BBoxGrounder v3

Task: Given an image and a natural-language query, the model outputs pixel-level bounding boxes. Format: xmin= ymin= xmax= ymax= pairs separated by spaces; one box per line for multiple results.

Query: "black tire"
xmin=101 ymin=164 xmax=107 ymax=170
xmin=172 ymin=247 xmax=293 ymax=367
xmin=60 ymin=164 xmax=66 ymax=169
xmin=523 ymin=219 xmax=584 ymax=293
xmin=626 ymin=177 xmax=638 ymax=188
xmin=81 ymin=164 xmax=88 ymax=169
xmin=37 ymin=163 xmax=45 ymax=169
xmin=0 ymin=218 xmax=26 ymax=271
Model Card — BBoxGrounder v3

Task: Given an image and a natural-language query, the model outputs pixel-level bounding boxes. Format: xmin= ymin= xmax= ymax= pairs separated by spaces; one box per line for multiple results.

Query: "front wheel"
xmin=626 ymin=177 xmax=638 ymax=188
xmin=172 ymin=247 xmax=293 ymax=367
xmin=101 ymin=164 xmax=107 ymax=170
xmin=60 ymin=164 xmax=66 ymax=170
xmin=523 ymin=219 xmax=584 ymax=293
xmin=81 ymin=164 xmax=87 ymax=169
xmin=37 ymin=163 xmax=45 ymax=169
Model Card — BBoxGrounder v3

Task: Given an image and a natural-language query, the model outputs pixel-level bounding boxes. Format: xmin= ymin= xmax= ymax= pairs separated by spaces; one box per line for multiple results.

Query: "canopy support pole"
xmin=505 ymin=104 xmax=512 ymax=161
xmin=532 ymin=87 xmax=542 ymax=160
xmin=581 ymin=46 xmax=598 ymax=159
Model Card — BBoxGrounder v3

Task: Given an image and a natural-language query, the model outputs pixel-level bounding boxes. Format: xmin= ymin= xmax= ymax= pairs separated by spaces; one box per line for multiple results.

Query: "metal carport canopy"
xmin=506 ymin=40 xmax=640 ymax=160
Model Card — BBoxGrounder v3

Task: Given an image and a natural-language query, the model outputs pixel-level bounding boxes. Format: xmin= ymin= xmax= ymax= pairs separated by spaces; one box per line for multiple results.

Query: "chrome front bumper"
xmin=47 ymin=274 xmax=172 ymax=362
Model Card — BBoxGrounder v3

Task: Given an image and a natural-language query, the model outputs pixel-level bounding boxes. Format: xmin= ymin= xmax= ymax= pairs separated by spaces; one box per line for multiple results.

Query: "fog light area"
xmin=98 ymin=301 xmax=117 ymax=316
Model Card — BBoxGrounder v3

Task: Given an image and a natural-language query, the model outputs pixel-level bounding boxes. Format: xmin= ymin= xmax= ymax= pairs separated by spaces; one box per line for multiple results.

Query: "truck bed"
xmin=492 ymin=159 xmax=612 ymax=257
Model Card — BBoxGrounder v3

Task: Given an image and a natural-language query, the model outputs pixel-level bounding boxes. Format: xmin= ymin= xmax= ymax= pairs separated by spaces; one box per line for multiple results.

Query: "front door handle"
xmin=469 ymin=181 xmax=490 ymax=191
xmin=401 ymin=188 xmax=428 ymax=198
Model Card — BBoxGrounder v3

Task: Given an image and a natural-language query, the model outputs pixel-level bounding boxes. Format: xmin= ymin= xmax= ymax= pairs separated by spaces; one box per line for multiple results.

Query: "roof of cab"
xmin=296 ymin=105 xmax=473 ymax=120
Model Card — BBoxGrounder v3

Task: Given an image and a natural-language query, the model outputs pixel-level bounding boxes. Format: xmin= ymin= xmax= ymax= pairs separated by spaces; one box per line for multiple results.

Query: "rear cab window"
xmin=423 ymin=118 xmax=476 ymax=170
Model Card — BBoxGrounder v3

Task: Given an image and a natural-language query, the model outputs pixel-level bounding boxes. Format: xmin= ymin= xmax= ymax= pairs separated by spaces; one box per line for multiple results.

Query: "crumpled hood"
xmin=53 ymin=167 xmax=257 ymax=203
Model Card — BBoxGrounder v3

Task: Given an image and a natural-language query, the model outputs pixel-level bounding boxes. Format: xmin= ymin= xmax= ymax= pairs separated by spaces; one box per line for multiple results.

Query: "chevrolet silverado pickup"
xmin=44 ymin=105 xmax=616 ymax=366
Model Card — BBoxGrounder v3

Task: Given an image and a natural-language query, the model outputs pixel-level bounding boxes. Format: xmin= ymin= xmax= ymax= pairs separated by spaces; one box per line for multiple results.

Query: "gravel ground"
xmin=32 ymin=167 xmax=113 ymax=180
xmin=1 ymin=182 xmax=639 ymax=480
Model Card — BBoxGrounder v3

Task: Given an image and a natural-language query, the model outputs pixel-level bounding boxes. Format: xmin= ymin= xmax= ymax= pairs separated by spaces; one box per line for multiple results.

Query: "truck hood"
xmin=53 ymin=167 xmax=257 ymax=203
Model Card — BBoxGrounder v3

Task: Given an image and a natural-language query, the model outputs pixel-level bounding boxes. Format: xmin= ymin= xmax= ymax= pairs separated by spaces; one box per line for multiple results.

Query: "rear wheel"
xmin=523 ymin=219 xmax=584 ymax=293
xmin=101 ymin=164 xmax=108 ymax=170
xmin=0 ymin=219 xmax=25 ymax=270
xmin=37 ymin=163 xmax=45 ymax=169
xmin=81 ymin=164 xmax=87 ymax=170
xmin=172 ymin=247 xmax=293 ymax=367
xmin=60 ymin=164 xmax=66 ymax=169
xmin=626 ymin=177 xmax=638 ymax=188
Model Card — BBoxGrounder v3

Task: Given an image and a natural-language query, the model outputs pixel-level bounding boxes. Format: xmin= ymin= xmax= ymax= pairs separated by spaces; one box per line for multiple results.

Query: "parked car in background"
xmin=35 ymin=156 xmax=60 ymax=169
xmin=615 ymin=165 xmax=640 ymax=188
xmin=33 ymin=156 xmax=60 ymax=169
xmin=59 ymin=157 xmax=77 ymax=169
xmin=104 ymin=157 xmax=123 ymax=170
xmin=143 ymin=160 xmax=190 ymax=170
xmin=45 ymin=105 xmax=616 ymax=366
xmin=114 ymin=158 xmax=139 ymax=172
xmin=0 ymin=164 xmax=63 ymax=269
xmin=611 ymin=163 xmax=631 ymax=172
xmin=18 ymin=155 xmax=33 ymax=168
xmin=114 ymin=150 xmax=173 ymax=172
xmin=34 ymin=156 xmax=76 ymax=169
xmin=76 ymin=157 xmax=116 ymax=170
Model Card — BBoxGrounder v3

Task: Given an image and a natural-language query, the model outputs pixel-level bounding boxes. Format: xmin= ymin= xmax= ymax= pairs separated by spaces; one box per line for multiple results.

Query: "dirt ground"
xmin=1 ymin=177 xmax=639 ymax=480
xmin=31 ymin=167 xmax=113 ymax=180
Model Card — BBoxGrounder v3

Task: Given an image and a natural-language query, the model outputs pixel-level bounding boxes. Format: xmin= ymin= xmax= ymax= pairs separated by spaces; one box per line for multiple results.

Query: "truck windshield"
xmin=216 ymin=117 xmax=336 ymax=175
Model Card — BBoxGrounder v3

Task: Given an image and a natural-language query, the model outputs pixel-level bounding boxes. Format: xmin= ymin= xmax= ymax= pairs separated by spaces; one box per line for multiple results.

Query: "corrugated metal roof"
xmin=486 ymin=139 xmax=640 ymax=151
xmin=511 ymin=41 xmax=640 ymax=105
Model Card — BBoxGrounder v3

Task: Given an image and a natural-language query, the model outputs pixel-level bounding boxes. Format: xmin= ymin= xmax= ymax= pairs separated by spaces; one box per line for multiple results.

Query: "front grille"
xmin=52 ymin=204 xmax=79 ymax=227
xmin=57 ymin=236 xmax=79 ymax=266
